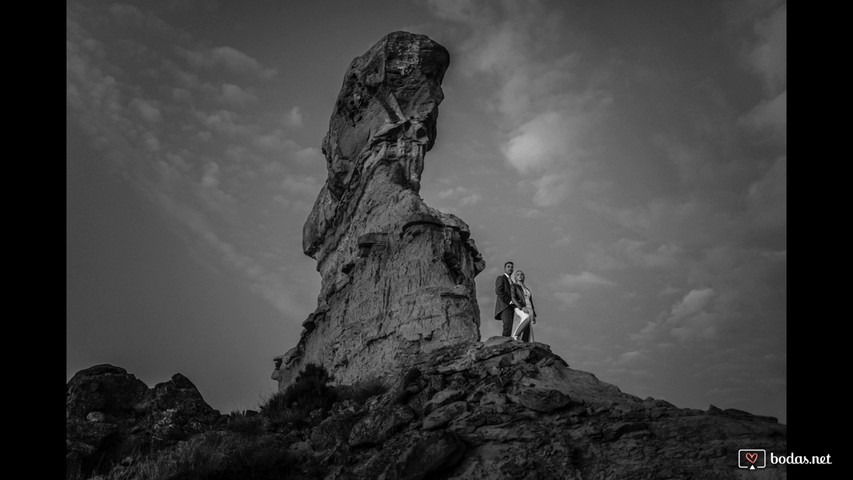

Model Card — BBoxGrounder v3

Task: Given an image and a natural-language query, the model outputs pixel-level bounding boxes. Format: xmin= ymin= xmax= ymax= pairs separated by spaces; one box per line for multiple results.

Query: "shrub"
xmin=223 ymin=410 xmax=263 ymax=436
xmin=261 ymin=363 xmax=337 ymax=428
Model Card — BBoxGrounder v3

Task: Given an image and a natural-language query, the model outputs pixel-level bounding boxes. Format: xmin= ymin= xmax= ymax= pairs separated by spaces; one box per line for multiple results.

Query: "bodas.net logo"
xmin=738 ymin=449 xmax=766 ymax=470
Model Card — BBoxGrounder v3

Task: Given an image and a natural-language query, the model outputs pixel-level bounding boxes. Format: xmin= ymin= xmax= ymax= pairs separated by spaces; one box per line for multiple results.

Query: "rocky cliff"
xmin=272 ymin=31 xmax=484 ymax=389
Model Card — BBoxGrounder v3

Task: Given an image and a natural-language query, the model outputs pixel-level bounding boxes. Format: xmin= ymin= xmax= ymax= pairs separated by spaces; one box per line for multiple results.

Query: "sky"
xmin=67 ymin=0 xmax=787 ymax=423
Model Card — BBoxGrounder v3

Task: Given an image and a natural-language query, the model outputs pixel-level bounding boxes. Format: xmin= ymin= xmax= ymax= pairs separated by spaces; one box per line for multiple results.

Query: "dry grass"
xmin=97 ymin=431 xmax=293 ymax=480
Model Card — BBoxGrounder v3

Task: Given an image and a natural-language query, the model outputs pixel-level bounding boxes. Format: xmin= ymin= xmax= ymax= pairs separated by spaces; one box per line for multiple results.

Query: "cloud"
xmin=588 ymin=198 xmax=694 ymax=243
xmin=67 ymin=1 xmax=322 ymax=322
xmin=254 ymin=129 xmax=299 ymax=153
xmin=651 ymin=126 xmax=753 ymax=193
xmin=294 ymin=147 xmax=323 ymax=164
xmin=201 ymin=162 xmax=220 ymax=188
xmin=504 ymin=112 xmax=581 ymax=174
xmin=552 ymin=291 xmax=581 ymax=308
xmin=738 ymin=90 xmax=786 ymax=145
xmin=425 ymin=185 xmax=481 ymax=207
xmin=177 ymin=45 xmax=277 ymax=79
xmin=585 ymin=239 xmax=685 ymax=272
xmin=172 ymin=88 xmax=192 ymax=102
xmin=619 ymin=239 xmax=684 ymax=271
xmin=459 ymin=193 xmax=481 ymax=206
xmin=633 ymin=288 xmax=720 ymax=345
xmin=747 ymin=3 xmax=786 ymax=94
xmin=427 ymin=0 xmax=551 ymax=78
xmin=551 ymin=233 xmax=572 ymax=248
xmin=530 ymin=173 xmax=572 ymax=207
xmin=659 ymin=285 xmax=683 ymax=297
xmin=283 ymin=107 xmax=304 ymax=128
xmin=584 ymin=245 xmax=626 ymax=271
xmin=131 ymin=98 xmax=162 ymax=123
xmin=219 ymin=83 xmax=259 ymax=108
xmin=731 ymin=0 xmax=785 ymax=153
xmin=195 ymin=109 xmax=253 ymax=138
xmin=557 ymin=271 xmax=617 ymax=290
xmin=614 ymin=350 xmax=651 ymax=367
xmin=281 ymin=174 xmax=322 ymax=198
xmin=108 ymin=3 xmax=181 ymax=39
xmin=746 ymin=155 xmax=786 ymax=233
xmin=670 ymin=311 xmax=719 ymax=343
xmin=668 ymin=288 xmax=715 ymax=322
xmin=426 ymin=0 xmax=607 ymax=209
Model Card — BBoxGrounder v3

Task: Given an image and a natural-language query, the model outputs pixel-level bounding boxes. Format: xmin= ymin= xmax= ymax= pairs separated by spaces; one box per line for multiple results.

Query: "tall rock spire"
xmin=273 ymin=31 xmax=485 ymax=389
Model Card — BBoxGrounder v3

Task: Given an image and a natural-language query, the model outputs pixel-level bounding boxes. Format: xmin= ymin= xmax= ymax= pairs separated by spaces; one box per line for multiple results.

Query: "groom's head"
xmin=504 ymin=261 xmax=514 ymax=276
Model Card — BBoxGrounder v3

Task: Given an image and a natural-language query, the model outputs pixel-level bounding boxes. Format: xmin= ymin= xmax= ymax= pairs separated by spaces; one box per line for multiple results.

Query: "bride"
xmin=510 ymin=269 xmax=536 ymax=342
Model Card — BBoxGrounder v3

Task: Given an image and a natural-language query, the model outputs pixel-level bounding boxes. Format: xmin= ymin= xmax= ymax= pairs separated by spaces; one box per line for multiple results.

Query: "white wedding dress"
xmin=512 ymin=284 xmax=534 ymax=340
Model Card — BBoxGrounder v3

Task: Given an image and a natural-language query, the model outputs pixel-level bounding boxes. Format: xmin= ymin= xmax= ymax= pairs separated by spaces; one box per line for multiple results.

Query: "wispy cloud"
xmin=283 ymin=107 xmax=304 ymax=128
xmin=218 ymin=83 xmax=259 ymax=109
xmin=745 ymin=3 xmax=786 ymax=95
xmin=67 ymin=1 xmax=321 ymax=317
xmin=423 ymin=185 xmax=482 ymax=209
xmin=557 ymin=271 xmax=617 ymax=290
xmin=586 ymin=239 xmax=684 ymax=272
xmin=738 ymin=90 xmax=786 ymax=146
xmin=176 ymin=45 xmax=278 ymax=79
xmin=732 ymin=1 xmax=786 ymax=147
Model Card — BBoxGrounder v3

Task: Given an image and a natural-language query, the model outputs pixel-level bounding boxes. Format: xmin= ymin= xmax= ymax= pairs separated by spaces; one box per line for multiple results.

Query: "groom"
xmin=494 ymin=261 xmax=515 ymax=337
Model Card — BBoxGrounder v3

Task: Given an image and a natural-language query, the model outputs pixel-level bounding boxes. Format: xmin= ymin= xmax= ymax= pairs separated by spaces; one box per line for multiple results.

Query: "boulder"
xmin=65 ymin=364 xmax=148 ymax=420
xmin=512 ymin=387 xmax=574 ymax=413
xmin=65 ymin=364 xmax=221 ymax=479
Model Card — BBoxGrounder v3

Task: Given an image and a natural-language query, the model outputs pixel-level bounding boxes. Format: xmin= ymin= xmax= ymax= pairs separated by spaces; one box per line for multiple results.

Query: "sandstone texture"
xmin=66 ymin=364 xmax=223 ymax=479
xmin=273 ymin=31 xmax=484 ymax=389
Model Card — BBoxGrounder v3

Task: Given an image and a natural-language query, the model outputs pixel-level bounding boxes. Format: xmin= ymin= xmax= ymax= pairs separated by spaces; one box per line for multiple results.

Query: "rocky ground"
xmin=67 ymin=338 xmax=786 ymax=479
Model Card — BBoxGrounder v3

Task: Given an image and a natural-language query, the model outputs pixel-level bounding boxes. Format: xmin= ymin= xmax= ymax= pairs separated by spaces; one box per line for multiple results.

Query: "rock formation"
xmin=278 ymin=339 xmax=788 ymax=479
xmin=66 ymin=364 xmax=223 ymax=479
xmin=67 ymin=340 xmax=788 ymax=480
xmin=272 ymin=31 xmax=484 ymax=389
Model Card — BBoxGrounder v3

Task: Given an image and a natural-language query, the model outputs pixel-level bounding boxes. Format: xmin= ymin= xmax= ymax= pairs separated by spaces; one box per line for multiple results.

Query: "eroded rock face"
xmin=274 ymin=31 xmax=484 ymax=389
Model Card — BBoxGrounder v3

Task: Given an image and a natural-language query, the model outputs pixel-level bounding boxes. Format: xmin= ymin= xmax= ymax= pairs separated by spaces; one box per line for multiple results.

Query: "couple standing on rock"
xmin=494 ymin=261 xmax=537 ymax=342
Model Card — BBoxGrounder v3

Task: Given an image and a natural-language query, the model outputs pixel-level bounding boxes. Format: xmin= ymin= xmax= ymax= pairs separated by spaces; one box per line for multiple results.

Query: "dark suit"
xmin=494 ymin=274 xmax=514 ymax=336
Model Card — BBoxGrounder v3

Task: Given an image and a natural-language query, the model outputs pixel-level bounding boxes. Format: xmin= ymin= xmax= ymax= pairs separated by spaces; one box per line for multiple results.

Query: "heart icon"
xmin=745 ymin=452 xmax=758 ymax=464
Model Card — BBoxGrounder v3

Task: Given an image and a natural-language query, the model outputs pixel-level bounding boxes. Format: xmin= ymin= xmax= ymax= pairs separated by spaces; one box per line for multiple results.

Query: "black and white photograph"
xmin=67 ymin=1 xmax=798 ymax=478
